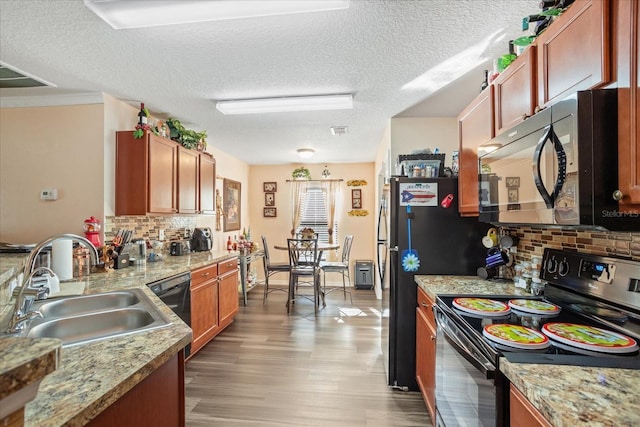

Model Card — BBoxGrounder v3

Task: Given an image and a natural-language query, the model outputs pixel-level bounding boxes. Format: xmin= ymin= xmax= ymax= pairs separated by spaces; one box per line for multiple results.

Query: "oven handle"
xmin=434 ymin=306 xmax=496 ymax=379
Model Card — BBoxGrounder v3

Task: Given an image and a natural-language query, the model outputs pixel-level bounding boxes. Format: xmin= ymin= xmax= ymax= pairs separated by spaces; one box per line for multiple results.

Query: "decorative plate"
xmin=483 ymin=324 xmax=550 ymax=349
xmin=542 ymin=323 xmax=639 ymax=354
xmin=508 ymin=299 xmax=560 ymax=315
xmin=452 ymin=298 xmax=510 ymax=316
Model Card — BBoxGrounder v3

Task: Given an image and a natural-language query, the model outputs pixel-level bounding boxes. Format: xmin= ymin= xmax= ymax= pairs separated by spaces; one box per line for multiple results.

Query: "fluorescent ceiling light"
xmin=216 ymin=94 xmax=353 ymax=115
xmin=84 ymin=0 xmax=350 ymax=29
xmin=297 ymin=148 xmax=315 ymax=159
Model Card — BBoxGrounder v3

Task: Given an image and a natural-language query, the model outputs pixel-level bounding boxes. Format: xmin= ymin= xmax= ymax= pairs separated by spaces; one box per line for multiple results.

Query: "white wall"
xmin=390 ymin=117 xmax=458 ymax=173
xmin=0 ymin=103 xmax=105 ymax=242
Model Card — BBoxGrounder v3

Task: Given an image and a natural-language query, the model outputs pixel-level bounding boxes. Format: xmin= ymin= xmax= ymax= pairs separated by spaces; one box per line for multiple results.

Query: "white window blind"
xmin=298 ymin=187 xmax=338 ymax=244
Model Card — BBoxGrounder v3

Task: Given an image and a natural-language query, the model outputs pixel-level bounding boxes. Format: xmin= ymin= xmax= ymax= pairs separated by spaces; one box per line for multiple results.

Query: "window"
xmin=298 ymin=186 xmax=338 ymax=244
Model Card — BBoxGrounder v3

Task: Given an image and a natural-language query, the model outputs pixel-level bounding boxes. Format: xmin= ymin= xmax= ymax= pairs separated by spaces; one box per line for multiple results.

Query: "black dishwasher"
xmin=147 ymin=272 xmax=191 ymax=357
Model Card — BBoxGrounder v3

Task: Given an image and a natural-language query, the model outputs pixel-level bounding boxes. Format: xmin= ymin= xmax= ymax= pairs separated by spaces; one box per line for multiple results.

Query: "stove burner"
xmin=483 ymin=324 xmax=550 ymax=350
xmin=508 ymin=299 xmax=560 ymax=315
xmin=542 ymin=323 xmax=639 ymax=354
xmin=452 ymin=297 xmax=511 ymax=316
xmin=570 ymin=304 xmax=629 ymax=323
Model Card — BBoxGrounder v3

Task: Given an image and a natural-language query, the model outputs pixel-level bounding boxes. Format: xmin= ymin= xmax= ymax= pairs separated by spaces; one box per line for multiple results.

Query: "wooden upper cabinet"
xmin=616 ymin=0 xmax=640 ymax=210
xmin=494 ymin=46 xmax=536 ymax=135
xmin=177 ymin=146 xmax=199 ymax=214
xmin=148 ymin=135 xmax=178 ymax=214
xmin=199 ymin=154 xmax=216 ymax=215
xmin=536 ymin=0 xmax=611 ymax=108
xmin=458 ymin=85 xmax=494 ymax=216
xmin=116 ymin=130 xmax=177 ymax=215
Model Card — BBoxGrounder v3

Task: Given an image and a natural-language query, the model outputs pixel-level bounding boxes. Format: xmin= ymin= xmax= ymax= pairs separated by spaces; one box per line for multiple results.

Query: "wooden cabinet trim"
xmin=177 ymin=146 xmax=200 ymax=214
xmin=510 ymin=384 xmax=553 ymax=427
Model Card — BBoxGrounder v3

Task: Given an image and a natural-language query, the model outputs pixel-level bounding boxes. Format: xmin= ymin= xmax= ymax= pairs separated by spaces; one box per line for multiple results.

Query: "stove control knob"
xmin=558 ymin=260 xmax=570 ymax=276
xmin=546 ymin=258 xmax=558 ymax=274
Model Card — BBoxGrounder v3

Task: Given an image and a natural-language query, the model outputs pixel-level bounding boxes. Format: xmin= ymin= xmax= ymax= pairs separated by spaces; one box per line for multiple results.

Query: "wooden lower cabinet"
xmin=218 ymin=258 xmax=240 ymax=327
xmin=190 ymin=264 xmax=219 ymax=355
xmin=510 ymin=384 xmax=552 ymax=427
xmin=415 ymin=287 xmax=436 ymax=425
xmin=88 ymin=352 xmax=185 ymax=427
xmin=189 ymin=259 xmax=239 ymax=358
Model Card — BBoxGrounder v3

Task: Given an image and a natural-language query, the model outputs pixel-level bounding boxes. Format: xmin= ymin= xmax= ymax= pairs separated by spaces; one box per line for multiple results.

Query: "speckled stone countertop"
xmin=501 ymin=359 xmax=640 ymax=427
xmin=414 ymin=275 xmax=531 ymax=300
xmin=416 ymin=275 xmax=639 ymax=427
xmin=0 ymin=250 xmax=237 ymax=426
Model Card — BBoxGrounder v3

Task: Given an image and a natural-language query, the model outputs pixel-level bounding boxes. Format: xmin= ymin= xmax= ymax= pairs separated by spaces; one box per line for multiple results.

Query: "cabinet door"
xmin=416 ymin=308 xmax=436 ymax=424
xmin=148 ymin=134 xmax=178 ymax=214
xmin=199 ymin=154 xmax=216 ymax=215
xmin=536 ymin=0 xmax=611 ymax=108
xmin=177 ymin=146 xmax=199 ymax=214
xmin=458 ymin=86 xmax=494 ymax=216
xmin=115 ymin=131 xmax=149 ymax=216
xmin=191 ymin=264 xmax=219 ymax=355
xmin=218 ymin=259 xmax=239 ymax=327
xmin=494 ymin=46 xmax=536 ymax=135
xmin=617 ymin=0 xmax=640 ymax=209
xmin=510 ymin=384 xmax=552 ymax=427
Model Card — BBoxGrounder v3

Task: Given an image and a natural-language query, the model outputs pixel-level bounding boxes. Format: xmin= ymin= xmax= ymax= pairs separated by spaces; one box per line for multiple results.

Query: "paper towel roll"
xmin=52 ymin=240 xmax=73 ymax=281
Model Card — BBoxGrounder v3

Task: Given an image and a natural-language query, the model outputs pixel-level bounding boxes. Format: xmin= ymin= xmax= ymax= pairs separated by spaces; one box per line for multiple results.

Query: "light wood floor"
xmin=185 ymin=284 xmax=430 ymax=426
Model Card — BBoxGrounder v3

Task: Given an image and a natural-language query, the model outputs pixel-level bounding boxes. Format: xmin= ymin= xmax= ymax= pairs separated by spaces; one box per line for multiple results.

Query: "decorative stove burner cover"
xmin=452 ymin=298 xmax=511 ymax=316
xmin=509 ymin=299 xmax=561 ymax=315
xmin=483 ymin=324 xmax=550 ymax=350
xmin=542 ymin=323 xmax=639 ymax=354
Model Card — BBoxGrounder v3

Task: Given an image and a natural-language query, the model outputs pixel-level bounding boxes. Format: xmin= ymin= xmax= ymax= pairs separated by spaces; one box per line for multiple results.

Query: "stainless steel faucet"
xmin=6 ymin=233 xmax=100 ymax=333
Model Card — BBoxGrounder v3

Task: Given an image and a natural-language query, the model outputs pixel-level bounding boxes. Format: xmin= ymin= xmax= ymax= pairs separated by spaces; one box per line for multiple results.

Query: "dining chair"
xmin=286 ymin=238 xmax=324 ymax=314
xmin=261 ymin=235 xmax=290 ymax=303
xmin=320 ymin=235 xmax=354 ymax=304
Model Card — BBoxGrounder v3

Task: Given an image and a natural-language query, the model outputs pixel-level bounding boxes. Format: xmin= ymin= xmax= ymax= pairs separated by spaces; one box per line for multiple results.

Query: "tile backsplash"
xmin=105 ymin=216 xmax=198 ymax=244
xmin=501 ymin=226 xmax=640 ymax=263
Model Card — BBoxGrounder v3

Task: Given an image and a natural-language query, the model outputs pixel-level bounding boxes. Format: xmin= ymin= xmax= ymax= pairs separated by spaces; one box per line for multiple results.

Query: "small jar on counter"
xmin=73 ymin=247 xmax=91 ymax=278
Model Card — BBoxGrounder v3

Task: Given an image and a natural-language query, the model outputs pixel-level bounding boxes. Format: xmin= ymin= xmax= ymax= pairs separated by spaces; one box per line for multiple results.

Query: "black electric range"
xmin=432 ymin=248 xmax=640 ymax=427
xmin=436 ymin=249 xmax=640 ymax=370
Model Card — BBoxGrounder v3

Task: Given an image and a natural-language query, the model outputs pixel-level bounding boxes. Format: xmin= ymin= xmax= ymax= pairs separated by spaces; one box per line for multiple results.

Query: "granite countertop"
xmin=0 ymin=250 xmax=237 ymax=426
xmin=501 ymin=359 xmax=640 ymax=427
xmin=415 ymin=275 xmax=638 ymax=427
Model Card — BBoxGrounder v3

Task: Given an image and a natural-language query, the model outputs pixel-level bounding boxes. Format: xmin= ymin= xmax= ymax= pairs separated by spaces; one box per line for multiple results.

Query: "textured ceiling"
xmin=0 ymin=0 xmax=536 ymax=165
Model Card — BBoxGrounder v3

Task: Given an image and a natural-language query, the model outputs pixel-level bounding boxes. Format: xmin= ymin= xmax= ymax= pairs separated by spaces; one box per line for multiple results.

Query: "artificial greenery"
xmin=166 ymin=117 xmax=207 ymax=150
xmin=292 ymin=167 xmax=311 ymax=180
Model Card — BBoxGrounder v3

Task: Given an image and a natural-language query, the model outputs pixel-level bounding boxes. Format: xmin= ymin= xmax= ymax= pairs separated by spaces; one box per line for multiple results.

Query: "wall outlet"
xmin=40 ymin=188 xmax=58 ymax=201
xmin=159 ymin=229 xmax=165 ymax=241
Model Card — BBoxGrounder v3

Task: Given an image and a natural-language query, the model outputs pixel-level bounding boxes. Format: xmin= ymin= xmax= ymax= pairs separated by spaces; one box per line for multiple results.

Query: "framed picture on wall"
xmin=265 ymin=192 xmax=275 ymax=206
xmin=263 ymin=182 xmax=277 ymax=192
xmin=223 ymin=178 xmax=241 ymax=232
xmin=352 ymin=189 xmax=362 ymax=209
xmin=264 ymin=207 xmax=277 ymax=218
xmin=506 ymin=177 xmax=520 ymax=188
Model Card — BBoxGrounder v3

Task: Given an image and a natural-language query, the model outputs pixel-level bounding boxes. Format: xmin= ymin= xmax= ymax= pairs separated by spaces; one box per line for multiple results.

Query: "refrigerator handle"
xmin=389 ymin=246 xmax=398 ymax=252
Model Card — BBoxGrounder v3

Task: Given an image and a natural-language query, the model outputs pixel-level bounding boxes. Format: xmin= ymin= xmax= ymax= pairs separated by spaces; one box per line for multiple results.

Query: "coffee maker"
xmin=191 ymin=227 xmax=212 ymax=252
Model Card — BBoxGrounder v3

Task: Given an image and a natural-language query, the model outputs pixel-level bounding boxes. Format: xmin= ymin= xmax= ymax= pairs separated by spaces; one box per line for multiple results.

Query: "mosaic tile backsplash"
xmin=105 ymin=216 xmax=198 ymax=247
xmin=502 ymin=226 xmax=640 ymax=263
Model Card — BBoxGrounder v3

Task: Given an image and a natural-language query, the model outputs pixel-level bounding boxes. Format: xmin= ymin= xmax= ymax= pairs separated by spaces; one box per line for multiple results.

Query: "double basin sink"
xmin=23 ymin=288 xmax=171 ymax=347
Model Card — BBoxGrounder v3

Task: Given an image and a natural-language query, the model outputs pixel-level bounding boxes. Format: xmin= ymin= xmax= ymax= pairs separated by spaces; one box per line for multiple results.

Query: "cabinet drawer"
xmin=191 ymin=264 xmax=217 ymax=287
xmin=417 ymin=287 xmax=436 ymax=328
xmin=218 ymin=258 xmax=238 ymax=275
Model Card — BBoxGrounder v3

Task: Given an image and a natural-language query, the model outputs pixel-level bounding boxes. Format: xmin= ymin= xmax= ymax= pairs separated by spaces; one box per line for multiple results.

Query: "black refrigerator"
xmin=383 ymin=176 xmax=490 ymax=391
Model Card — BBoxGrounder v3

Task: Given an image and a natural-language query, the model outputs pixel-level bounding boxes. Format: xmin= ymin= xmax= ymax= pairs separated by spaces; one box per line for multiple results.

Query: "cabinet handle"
xmin=202 ymin=272 xmax=210 ymax=277
xmin=430 ymin=335 xmax=436 ymax=341
xmin=613 ymin=190 xmax=624 ymax=201
xmin=421 ymin=301 xmax=428 ymax=307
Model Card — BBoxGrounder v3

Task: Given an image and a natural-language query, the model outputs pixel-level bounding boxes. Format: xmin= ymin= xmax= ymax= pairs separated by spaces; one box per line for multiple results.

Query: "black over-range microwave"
xmin=478 ymin=89 xmax=639 ymax=232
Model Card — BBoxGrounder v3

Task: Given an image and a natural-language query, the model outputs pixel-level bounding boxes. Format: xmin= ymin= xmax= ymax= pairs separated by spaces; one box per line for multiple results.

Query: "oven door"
xmin=434 ymin=305 xmax=501 ymax=427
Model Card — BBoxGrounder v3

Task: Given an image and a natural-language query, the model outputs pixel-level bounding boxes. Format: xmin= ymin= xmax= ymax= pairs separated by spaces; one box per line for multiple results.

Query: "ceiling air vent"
xmin=330 ymin=126 xmax=349 ymax=136
xmin=0 ymin=63 xmax=52 ymax=89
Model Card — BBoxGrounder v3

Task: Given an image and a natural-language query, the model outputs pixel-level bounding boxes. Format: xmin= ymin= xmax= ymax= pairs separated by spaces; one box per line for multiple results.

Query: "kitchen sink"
xmin=24 ymin=288 xmax=171 ymax=347
xmin=36 ymin=291 xmax=140 ymax=318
